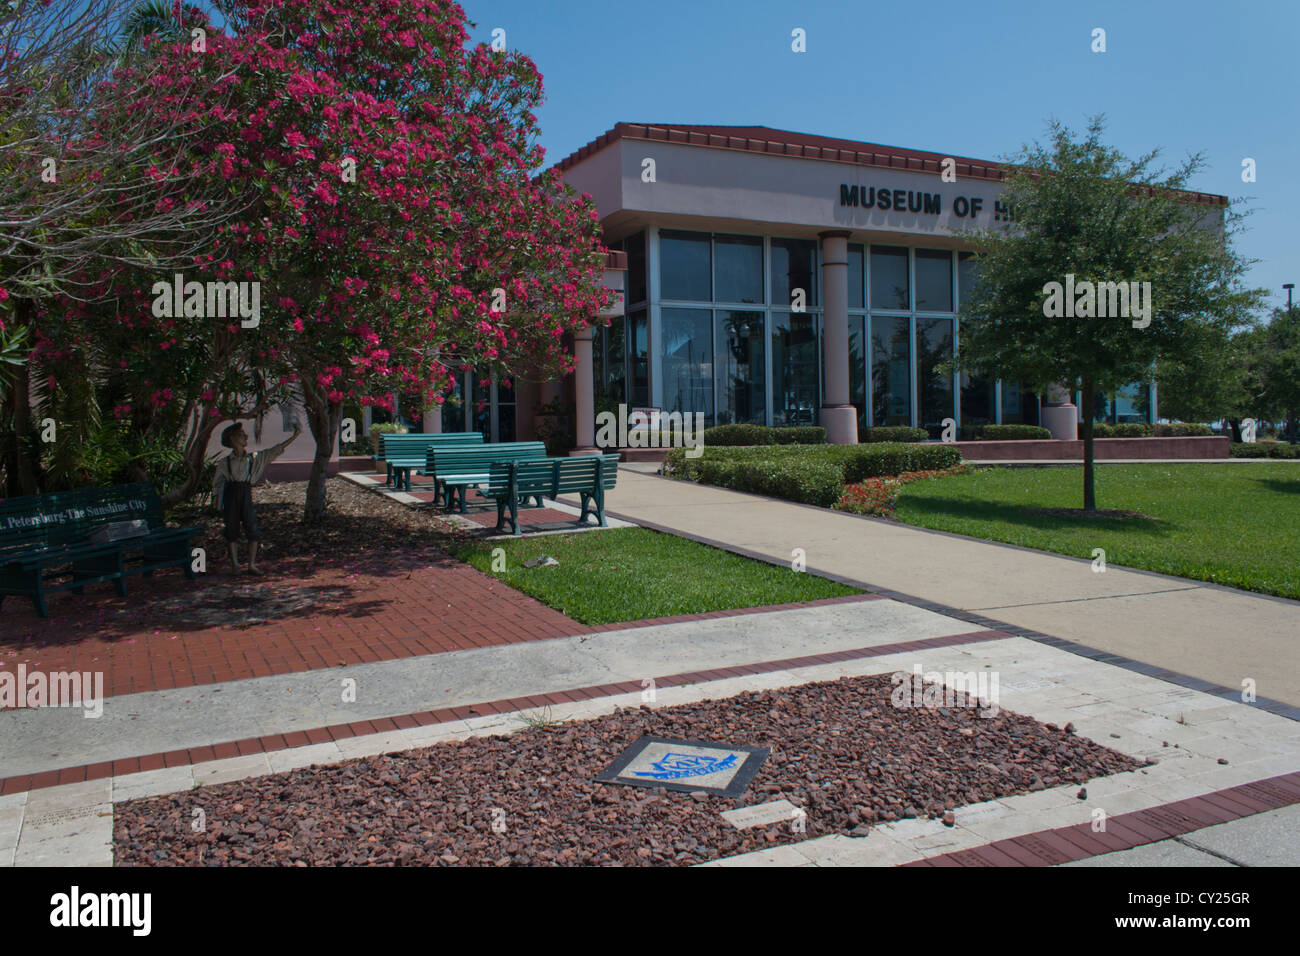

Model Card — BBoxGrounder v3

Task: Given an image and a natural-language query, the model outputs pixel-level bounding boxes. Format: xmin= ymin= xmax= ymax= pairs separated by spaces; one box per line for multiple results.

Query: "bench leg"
xmin=596 ymin=485 xmax=607 ymax=527
xmin=143 ymin=538 xmax=196 ymax=580
xmin=509 ymin=495 xmax=520 ymax=535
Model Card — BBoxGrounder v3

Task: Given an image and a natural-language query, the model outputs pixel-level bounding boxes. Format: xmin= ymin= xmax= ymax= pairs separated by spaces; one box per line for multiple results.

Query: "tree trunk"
xmin=1080 ymin=379 xmax=1097 ymax=512
xmin=303 ymin=394 xmax=341 ymax=525
xmin=1225 ymin=418 xmax=1242 ymax=443
xmin=4 ymin=299 xmax=40 ymax=497
xmin=160 ymin=412 xmax=221 ymax=508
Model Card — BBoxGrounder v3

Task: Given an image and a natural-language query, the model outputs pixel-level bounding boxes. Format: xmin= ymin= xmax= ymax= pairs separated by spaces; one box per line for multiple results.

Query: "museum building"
xmin=533 ymin=123 xmax=1230 ymax=447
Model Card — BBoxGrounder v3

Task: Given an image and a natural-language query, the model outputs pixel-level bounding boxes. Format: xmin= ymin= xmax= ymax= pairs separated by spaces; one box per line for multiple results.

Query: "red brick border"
xmin=903 ymin=773 xmax=1300 ymax=866
xmin=0 ymin=627 xmax=999 ymax=796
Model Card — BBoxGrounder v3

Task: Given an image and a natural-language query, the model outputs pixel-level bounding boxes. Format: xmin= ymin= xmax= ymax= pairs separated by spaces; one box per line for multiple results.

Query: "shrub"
xmin=975 ymin=424 xmax=1053 ymax=441
xmin=665 ymin=443 xmax=962 ymax=504
xmin=771 ymin=426 xmax=827 ymax=445
xmin=1091 ymin=423 xmax=1151 ymax=438
xmin=1230 ymin=442 xmax=1300 ymax=459
xmin=701 ymin=423 xmax=767 ymax=446
xmin=860 ymin=426 xmax=928 ymax=443
xmin=836 ymin=466 xmax=968 ymax=516
xmin=702 ymin=424 xmax=826 ymax=446
xmin=1153 ymin=423 xmax=1214 ymax=437
xmin=694 ymin=457 xmax=845 ymax=507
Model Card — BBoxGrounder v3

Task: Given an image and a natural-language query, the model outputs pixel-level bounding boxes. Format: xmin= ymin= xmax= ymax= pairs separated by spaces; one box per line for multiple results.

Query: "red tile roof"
xmin=555 ymin=123 xmax=1227 ymax=207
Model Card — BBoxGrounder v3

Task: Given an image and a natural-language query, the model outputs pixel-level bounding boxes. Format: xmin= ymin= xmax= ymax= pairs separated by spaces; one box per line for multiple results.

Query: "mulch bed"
xmin=3 ymin=478 xmax=466 ymax=642
xmin=114 ymin=672 xmax=1143 ymax=867
xmin=172 ymin=477 xmax=471 ymax=562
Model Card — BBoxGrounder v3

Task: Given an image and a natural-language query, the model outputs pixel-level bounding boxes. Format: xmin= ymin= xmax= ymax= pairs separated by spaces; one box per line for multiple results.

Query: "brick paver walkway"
xmin=0 ymin=546 xmax=589 ymax=699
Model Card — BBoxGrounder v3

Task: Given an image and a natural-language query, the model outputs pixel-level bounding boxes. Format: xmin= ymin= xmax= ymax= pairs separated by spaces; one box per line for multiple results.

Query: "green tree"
xmin=1256 ymin=305 xmax=1300 ymax=442
xmin=1154 ymin=324 xmax=1254 ymax=426
xmin=957 ymin=117 xmax=1262 ymax=510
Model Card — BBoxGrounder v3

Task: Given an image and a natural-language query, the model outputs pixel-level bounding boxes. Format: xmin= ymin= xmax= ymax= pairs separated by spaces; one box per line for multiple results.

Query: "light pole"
xmin=1286 ymin=285 xmax=1296 ymax=443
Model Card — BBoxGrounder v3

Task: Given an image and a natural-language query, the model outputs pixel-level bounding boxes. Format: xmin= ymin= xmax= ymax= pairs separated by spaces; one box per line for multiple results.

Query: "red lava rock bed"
xmin=113 ymin=673 xmax=1143 ymax=867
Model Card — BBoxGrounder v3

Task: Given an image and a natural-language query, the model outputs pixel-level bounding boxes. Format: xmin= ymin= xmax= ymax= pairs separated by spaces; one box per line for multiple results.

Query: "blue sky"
xmin=462 ymin=0 xmax=1299 ymax=312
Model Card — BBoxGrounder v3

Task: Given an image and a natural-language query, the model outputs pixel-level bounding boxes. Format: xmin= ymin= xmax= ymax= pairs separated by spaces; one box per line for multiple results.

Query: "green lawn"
xmin=894 ymin=463 xmax=1300 ymax=599
xmin=453 ymin=527 xmax=861 ymax=625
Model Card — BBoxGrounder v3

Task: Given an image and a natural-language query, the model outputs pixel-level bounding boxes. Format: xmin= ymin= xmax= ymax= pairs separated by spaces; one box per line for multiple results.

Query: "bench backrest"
xmin=0 ymin=483 xmax=163 ymax=559
xmin=426 ymin=442 xmax=547 ymax=475
xmin=379 ymin=431 xmax=482 ymax=460
xmin=486 ymin=455 xmax=620 ymax=497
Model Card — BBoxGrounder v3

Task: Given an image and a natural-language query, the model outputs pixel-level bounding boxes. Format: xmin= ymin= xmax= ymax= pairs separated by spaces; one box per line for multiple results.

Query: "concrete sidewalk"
xmin=586 ymin=471 xmax=1300 ymax=707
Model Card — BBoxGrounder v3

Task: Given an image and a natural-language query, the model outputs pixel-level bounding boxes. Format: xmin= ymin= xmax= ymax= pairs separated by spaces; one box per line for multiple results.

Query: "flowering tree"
xmin=25 ymin=0 xmax=611 ymax=518
xmin=154 ymin=0 xmax=609 ymax=518
xmin=0 ymin=0 xmax=247 ymax=495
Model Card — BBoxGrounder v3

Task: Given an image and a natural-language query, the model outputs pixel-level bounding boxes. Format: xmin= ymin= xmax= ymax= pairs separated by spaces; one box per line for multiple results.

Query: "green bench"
xmin=0 ymin=482 xmax=201 ymax=618
xmin=422 ymin=441 xmax=547 ymax=512
xmin=485 ymin=455 xmax=620 ymax=535
xmin=379 ymin=432 xmax=483 ymax=491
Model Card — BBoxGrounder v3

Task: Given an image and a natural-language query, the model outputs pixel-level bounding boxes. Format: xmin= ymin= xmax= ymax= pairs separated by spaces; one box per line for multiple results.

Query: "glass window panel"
xmin=1112 ymin=382 xmax=1150 ymax=423
xmin=659 ymin=230 xmax=711 ymax=301
xmin=771 ymin=238 xmax=818 ymax=309
xmin=917 ymin=318 xmax=954 ymax=436
xmin=915 ymin=249 xmax=953 ymax=312
xmin=625 ymin=232 xmax=647 ymax=305
xmin=847 ymin=244 xmax=865 ymax=309
xmin=957 ymin=251 xmax=978 ymax=312
xmin=597 ymin=319 xmax=625 ymax=407
xmin=1004 ymin=384 xmax=1040 ymax=425
xmin=714 ymin=235 xmax=763 ymax=304
xmin=472 ymin=372 xmax=492 ymax=440
xmin=849 ymin=314 xmax=866 ymax=430
xmin=496 ymin=376 xmax=515 ymax=442
xmin=627 ymin=310 xmax=648 ymax=407
xmin=771 ymin=312 xmax=820 ymax=426
xmin=441 ymin=374 xmax=466 ymax=432
xmin=659 ymin=307 xmax=713 ymax=420
xmin=715 ymin=311 xmax=766 ymax=425
xmin=870 ymin=315 xmax=911 ymax=425
xmin=870 ymin=246 xmax=909 ymax=310
xmin=960 ymin=372 xmax=996 ymax=428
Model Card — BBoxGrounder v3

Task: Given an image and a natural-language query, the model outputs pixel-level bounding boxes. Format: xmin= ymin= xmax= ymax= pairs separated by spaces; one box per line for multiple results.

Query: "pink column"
xmin=819 ymin=230 xmax=858 ymax=444
xmin=570 ymin=324 xmax=599 ymax=455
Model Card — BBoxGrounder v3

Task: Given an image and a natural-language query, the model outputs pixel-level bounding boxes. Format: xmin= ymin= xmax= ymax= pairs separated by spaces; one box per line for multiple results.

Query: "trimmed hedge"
xmin=1087 ymin=423 xmax=1216 ymax=439
xmin=860 ymin=426 xmax=928 ymax=443
xmin=1153 ymin=423 xmax=1214 ymax=437
xmin=974 ymin=424 xmax=1053 ymax=441
xmin=1091 ymin=423 xmax=1150 ymax=438
xmin=1230 ymin=442 xmax=1300 ymax=459
xmin=665 ymin=443 xmax=963 ymax=505
xmin=702 ymin=424 xmax=826 ymax=446
xmin=694 ymin=457 xmax=845 ymax=507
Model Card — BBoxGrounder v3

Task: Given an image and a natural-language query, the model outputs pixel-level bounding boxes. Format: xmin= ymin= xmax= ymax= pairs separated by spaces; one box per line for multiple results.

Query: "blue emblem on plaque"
xmin=631 ymin=752 xmax=740 ymax=780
